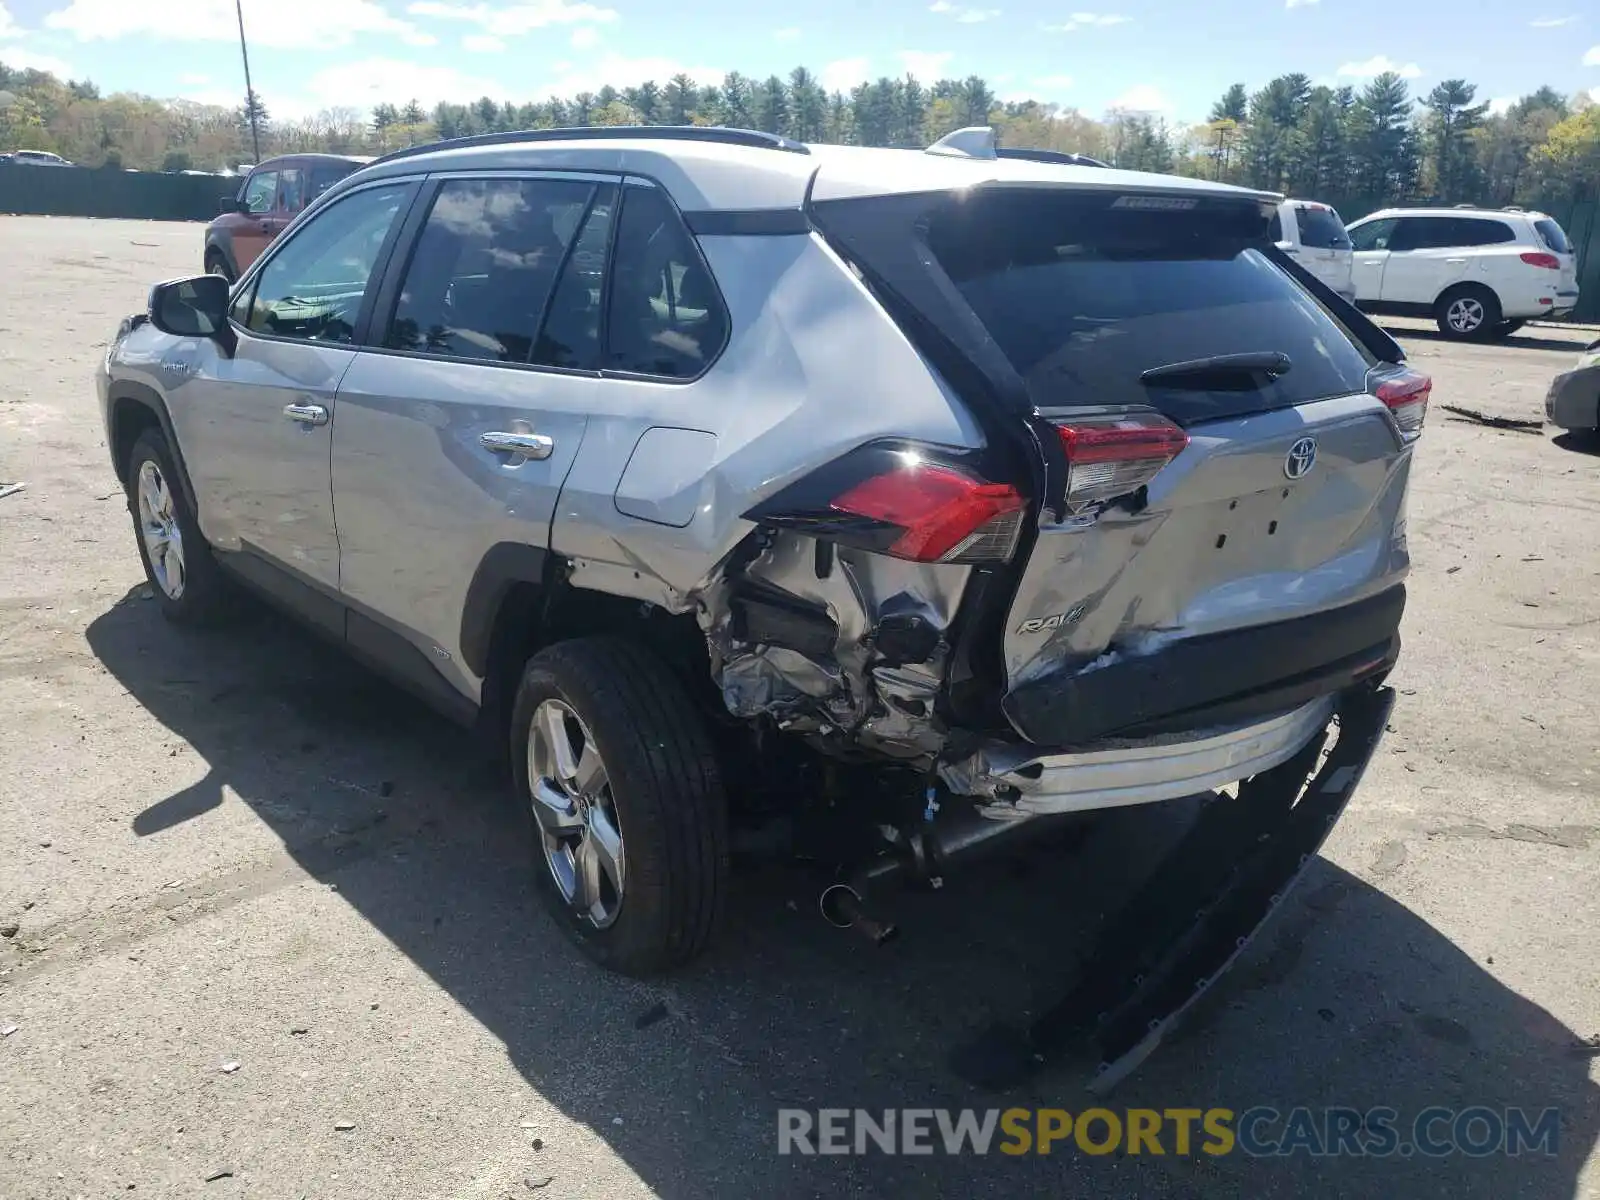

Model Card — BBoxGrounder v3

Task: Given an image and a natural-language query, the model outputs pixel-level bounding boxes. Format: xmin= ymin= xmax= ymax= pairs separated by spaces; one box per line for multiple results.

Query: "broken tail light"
xmin=744 ymin=444 xmax=1028 ymax=564
xmin=1369 ymin=365 xmax=1431 ymax=442
xmin=1051 ymin=413 xmax=1189 ymax=510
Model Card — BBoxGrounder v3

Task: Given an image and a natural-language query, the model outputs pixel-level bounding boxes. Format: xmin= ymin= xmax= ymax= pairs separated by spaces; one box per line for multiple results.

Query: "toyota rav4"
xmin=99 ymin=125 xmax=1421 ymax=1084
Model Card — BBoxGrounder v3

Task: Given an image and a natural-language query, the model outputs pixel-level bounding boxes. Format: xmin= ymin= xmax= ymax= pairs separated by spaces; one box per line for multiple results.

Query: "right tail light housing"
xmin=1369 ymin=364 xmax=1431 ymax=442
xmin=1050 ymin=413 xmax=1190 ymax=510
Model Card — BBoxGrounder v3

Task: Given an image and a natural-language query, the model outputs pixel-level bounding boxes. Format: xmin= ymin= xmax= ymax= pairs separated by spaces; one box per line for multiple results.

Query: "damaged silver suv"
xmin=100 ymin=125 xmax=1425 ymax=1081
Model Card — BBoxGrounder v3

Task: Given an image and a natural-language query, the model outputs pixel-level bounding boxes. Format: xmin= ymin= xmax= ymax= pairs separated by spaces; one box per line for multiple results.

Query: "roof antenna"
xmin=925 ymin=126 xmax=997 ymax=159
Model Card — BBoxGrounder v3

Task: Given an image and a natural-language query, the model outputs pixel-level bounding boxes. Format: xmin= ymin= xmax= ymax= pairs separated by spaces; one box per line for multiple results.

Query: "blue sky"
xmin=2 ymin=0 xmax=1597 ymax=124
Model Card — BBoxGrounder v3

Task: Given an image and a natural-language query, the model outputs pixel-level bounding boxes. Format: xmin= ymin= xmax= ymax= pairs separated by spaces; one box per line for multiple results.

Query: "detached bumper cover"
xmin=953 ymin=684 xmax=1396 ymax=1092
xmin=1003 ymin=585 xmax=1405 ymax=744
xmin=1545 ymin=359 xmax=1600 ymax=431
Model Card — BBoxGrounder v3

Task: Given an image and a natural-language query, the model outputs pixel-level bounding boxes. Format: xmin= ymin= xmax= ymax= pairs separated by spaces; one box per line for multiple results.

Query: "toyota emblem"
xmin=1284 ymin=436 xmax=1318 ymax=480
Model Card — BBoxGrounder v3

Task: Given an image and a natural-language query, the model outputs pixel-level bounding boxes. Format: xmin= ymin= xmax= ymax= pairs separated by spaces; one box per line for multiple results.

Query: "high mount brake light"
xmin=830 ymin=463 xmax=1027 ymax=563
xmin=1371 ymin=365 xmax=1431 ymax=442
xmin=1051 ymin=414 xmax=1189 ymax=509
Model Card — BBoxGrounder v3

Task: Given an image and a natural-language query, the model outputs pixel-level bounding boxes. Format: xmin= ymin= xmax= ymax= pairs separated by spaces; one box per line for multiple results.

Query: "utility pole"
xmin=234 ymin=0 xmax=261 ymax=163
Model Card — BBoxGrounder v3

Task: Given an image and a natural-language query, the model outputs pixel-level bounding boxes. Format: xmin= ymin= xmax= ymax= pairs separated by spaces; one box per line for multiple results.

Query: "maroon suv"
xmin=203 ymin=152 xmax=372 ymax=281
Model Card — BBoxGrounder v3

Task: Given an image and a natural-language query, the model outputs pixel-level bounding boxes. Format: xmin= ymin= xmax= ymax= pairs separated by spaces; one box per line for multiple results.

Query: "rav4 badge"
xmin=1017 ymin=604 xmax=1087 ymax=635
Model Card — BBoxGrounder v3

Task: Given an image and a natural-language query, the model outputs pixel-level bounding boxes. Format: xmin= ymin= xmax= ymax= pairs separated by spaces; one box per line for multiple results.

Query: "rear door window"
xmin=922 ymin=190 xmax=1374 ymax=425
xmin=384 ymin=177 xmax=598 ymax=364
xmin=1294 ymin=205 xmax=1351 ymax=249
xmin=1451 ymin=217 xmax=1516 ymax=246
xmin=1534 ymin=218 xmax=1572 ymax=254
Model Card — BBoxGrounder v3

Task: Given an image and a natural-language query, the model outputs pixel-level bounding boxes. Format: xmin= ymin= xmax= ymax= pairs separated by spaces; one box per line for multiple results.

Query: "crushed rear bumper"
xmin=1002 ymin=585 xmax=1404 ymax=744
xmin=1545 ymin=359 xmax=1600 ymax=431
xmin=952 ymin=683 xmax=1395 ymax=1091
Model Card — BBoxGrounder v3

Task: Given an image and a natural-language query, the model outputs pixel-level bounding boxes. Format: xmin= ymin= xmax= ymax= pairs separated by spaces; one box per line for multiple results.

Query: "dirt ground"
xmin=1 ymin=215 xmax=1597 ymax=1200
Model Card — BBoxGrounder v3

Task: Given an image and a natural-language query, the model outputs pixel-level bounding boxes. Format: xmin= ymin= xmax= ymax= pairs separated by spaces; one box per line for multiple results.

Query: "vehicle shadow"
xmin=1552 ymin=429 xmax=1600 ymax=457
xmin=1378 ymin=323 xmax=1593 ymax=354
xmin=88 ymin=595 xmax=1600 ymax=1199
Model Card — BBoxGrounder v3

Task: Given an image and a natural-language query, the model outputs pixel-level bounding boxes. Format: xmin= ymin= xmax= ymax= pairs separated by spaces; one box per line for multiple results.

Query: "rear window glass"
xmin=925 ymin=191 xmax=1374 ymax=425
xmin=1534 ymin=218 xmax=1571 ymax=254
xmin=1295 ymin=205 xmax=1351 ymax=249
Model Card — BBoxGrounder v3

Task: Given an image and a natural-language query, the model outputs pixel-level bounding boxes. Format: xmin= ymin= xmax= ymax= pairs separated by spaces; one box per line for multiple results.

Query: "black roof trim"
xmin=683 ymin=208 xmax=811 ymax=236
xmin=994 ymin=147 xmax=1109 ymax=168
xmin=371 ymin=125 xmax=811 ymax=167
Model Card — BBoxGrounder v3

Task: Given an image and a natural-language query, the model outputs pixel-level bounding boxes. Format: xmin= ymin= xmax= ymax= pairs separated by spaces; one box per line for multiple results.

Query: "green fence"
xmin=0 ymin=164 xmax=228 ymax=222
xmin=1546 ymin=198 xmax=1598 ymax=324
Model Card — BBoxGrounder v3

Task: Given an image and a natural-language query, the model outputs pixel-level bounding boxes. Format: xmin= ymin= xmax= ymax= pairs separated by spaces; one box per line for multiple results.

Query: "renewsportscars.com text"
xmin=777 ymin=1106 xmax=1561 ymax=1158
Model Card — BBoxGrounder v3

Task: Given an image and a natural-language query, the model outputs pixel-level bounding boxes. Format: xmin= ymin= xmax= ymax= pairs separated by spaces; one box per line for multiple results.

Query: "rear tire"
xmin=125 ymin=429 xmax=231 ymax=625
xmin=1434 ymin=285 xmax=1501 ymax=340
xmin=510 ymin=637 xmax=728 ymax=976
xmin=1492 ymin=319 xmax=1526 ymax=338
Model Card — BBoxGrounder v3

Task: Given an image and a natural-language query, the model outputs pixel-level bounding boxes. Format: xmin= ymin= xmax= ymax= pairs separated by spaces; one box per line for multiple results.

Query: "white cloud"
xmin=569 ymin=25 xmax=599 ymax=49
xmin=1337 ymin=54 xmax=1422 ymax=79
xmin=294 ymin=57 xmax=511 ymax=115
xmin=930 ymin=1 xmax=1000 ymax=21
xmin=774 ymin=26 xmax=801 ymax=40
xmin=1285 ymin=0 xmax=1318 ymax=7
xmin=1590 ymin=85 xmax=1600 ymax=102
xmin=406 ymin=0 xmax=617 ymax=36
xmin=0 ymin=47 xmax=75 ymax=76
xmin=821 ymin=56 xmax=870 ymax=93
xmin=463 ymin=33 xmax=504 ymax=51
xmin=0 ymin=1 xmax=20 ymax=38
xmin=46 ymin=0 xmax=435 ymax=49
xmin=531 ymin=53 xmax=721 ymax=97
xmin=899 ymin=49 xmax=954 ymax=79
xmin=1530 ymin=15 xmax=1577 ymax=26
xmin=1108 ymin=83 xmax=1171 ymax=112
xmin=1043 ymin=12 xmax=1129 ymax=32
xmin=1584 ymin=44 xmax=1600 ymax=65
xmin=1487 ymin=96 xmax=1515 ymax=116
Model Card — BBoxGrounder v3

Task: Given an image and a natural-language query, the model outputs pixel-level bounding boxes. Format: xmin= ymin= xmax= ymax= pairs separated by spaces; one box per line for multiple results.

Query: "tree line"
xmin=2 ymin=57 xmax=1596 ymax=221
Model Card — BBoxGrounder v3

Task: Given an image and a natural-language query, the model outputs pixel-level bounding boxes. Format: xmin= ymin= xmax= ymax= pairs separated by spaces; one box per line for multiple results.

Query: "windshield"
xmin=923 ymin=190 xmax=1375 ymax=425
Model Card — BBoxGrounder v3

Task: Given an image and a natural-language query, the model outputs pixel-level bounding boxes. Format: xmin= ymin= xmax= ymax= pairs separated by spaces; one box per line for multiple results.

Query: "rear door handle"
xmin=481 ymin=431 xmax=554 ymax=460
xmin=1445 ymin=257 xmax=1468 ymax=264
xmin=284 ymin=403 xmax=329 ymax=426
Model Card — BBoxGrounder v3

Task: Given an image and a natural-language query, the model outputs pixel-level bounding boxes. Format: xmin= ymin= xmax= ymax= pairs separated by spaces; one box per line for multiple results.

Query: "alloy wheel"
xmin=136 ymin=460 xmax=186 ymax=600
xmin=1447 ymin=296 xmax=1485 ymax=334
xmin=527 ymin=698 xmax=626 ymax=928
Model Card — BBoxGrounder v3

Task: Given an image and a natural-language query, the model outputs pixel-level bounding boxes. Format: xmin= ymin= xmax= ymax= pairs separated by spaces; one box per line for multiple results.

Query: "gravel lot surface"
xmin=1 ymin=216 xmax=1597 ymax=1199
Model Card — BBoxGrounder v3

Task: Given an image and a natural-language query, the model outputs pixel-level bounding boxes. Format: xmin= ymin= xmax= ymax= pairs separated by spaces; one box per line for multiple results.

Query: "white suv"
xmin=1271 ymin=199 xmax=1355 ymax=303
xmin=1346 ymin=206 xmax=1580 ymax=339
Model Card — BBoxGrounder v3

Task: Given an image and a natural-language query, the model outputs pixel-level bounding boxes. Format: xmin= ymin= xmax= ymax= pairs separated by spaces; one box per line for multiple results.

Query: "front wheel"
xmin=1435 ymin=286 xmax=1501 ymax=340
xmin=510 ymin=637 xmax=728 ymax=976
xmin=205 ymin=252 xmax=234 ymax=284
xmin=125 ymin=429 xmax=231 ymax=624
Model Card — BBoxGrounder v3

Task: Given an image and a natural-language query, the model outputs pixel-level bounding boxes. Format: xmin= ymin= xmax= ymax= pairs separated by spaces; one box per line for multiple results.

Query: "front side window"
xmin=239 ymin=183 xmax=412 ymax=344
xmin=242 ymin=170 xmax=277 ymax=215
xmin=1349 ymin=218 xmax=1396 ymax=252
xmin=385 ymin=177 xmax=598 ymax=364
xmin=604 ymin=186 xmax=729 ymax=378
xmin=1294 ymin=206 xmax=1352 ymax=249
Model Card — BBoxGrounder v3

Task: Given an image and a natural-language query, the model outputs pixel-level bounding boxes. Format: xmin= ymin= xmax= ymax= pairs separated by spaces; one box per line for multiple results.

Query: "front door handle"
xmin=481 ymin=431 xmax=554 ymax=460
xmin=284 ymin=403 xmax=329 ymax=426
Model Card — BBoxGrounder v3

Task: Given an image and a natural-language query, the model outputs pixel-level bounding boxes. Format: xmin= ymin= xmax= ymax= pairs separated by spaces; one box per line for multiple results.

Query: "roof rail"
xmin=370 ymin=124 xmax=810 ymax=167
xmin=994 ymin=146 xmax=1110 ymax=169
xmin=926 ymin=126 xmax=997 ymax=159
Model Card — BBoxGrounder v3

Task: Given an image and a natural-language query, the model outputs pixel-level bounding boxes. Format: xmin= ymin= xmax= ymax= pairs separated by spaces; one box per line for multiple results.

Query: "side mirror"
xmin=149 ymin=275 xmax=235 ymax=352
xmin=218 ymin=193 xmax=244 ymax=215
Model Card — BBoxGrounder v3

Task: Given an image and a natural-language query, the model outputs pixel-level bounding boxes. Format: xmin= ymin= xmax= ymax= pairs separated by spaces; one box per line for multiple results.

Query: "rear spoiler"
xmin=1262 ymin=242 xmax=1405 ymax=365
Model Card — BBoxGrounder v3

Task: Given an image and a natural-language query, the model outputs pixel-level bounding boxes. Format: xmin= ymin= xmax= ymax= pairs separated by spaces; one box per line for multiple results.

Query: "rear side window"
xmin=1294 ymin=205 xmax=1351 ymax=249
xmin=922 ymin=190 xmax=1374 ymax=424
xmin=385 ymin=177 xmax=598 ymax=364
xmin=310 ymin=164 xmax=354 ymax=201
xmin=604 ymin=186 xmax=728 ymax=378
xmin=1534 ymin=218 xmax=1572 ymax=254
xmin=1392 ymin=217 xmax=1515 ymax=251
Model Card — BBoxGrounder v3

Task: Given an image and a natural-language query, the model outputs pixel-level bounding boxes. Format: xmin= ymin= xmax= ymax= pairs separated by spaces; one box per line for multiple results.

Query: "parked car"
xmin=203 ymin=152 xmax=372 ymax=282
xmin=1545 ymin=336 xmax=1600 ymax=433
xmin=99 ymin=125 xmax=1418 ymax=1078
xmin=7 ymin=149 xmax=74 ymax=167
xmin=1345 ymin=206 xmax=1580 ymax=339
xmin=1270 ymin=198 xmax=1355 ymax=303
